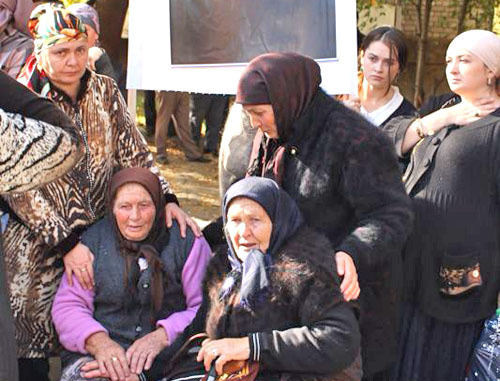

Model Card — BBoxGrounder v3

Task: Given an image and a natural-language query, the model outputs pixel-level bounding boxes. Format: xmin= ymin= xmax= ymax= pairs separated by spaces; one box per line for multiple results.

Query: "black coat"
xmin=95 ymin=49 xmax=117 ymax=82
xmin=383 ymin=99 xmax=500 ymax=323
xmin=251 ymin=90 xmax=414 ymax=376
xmin=379 ymin=98 xmax=417 ymax=129
xmin=196 ymin=228 xmax=361 ymax=381
xmin=0 ymin=71 xmax=77 ymax=129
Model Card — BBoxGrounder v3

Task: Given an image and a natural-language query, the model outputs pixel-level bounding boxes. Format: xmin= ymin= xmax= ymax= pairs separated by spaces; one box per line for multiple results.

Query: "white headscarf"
xmin=447 ymin=29 xmax=500 ymax=77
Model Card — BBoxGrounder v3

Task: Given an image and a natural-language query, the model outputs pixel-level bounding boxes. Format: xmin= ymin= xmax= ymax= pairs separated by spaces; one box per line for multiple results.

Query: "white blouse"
xmin=360 ymin=86 xmax=404 ymax=127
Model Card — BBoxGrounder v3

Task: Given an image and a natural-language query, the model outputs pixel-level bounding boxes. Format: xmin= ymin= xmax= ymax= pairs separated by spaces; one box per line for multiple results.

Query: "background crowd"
xmin=0 ymin=1 xmax=499 ymax=381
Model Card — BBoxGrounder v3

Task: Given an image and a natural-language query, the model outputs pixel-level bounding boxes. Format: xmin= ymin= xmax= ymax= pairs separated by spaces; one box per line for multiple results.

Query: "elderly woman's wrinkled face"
xmin=446 ymin=48 xmax=493 ymax=96
xmin=243 ymin=104 xmax=279 ymax=139
xmin=113 ymin=183 xmax=156 ymax=241
xmin=39 ymin=40 xmax=88 ymax=88
xmin=226 ymin=197 xmax=272 ymax=262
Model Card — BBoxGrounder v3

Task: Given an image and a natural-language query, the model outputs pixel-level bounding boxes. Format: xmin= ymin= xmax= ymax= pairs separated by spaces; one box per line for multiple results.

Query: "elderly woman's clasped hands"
xmin=78 ymin=328 xmax=168 ymax=381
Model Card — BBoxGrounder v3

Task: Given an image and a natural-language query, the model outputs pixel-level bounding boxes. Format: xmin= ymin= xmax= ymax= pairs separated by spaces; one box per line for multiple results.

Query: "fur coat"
xmin=250 ymin=90 xmax=414 ymax=376
xmin=202 ymin=228 xmax=361 ymax=381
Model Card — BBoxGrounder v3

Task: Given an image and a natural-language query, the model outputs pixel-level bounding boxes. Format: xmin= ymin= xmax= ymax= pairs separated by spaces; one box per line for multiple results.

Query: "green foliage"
xmin=357 ymin=1 xmax=389 ymax=31
xmin=357 ymin=0 xmax=499 ymax=33
xmin=62 ymin=0 xmax=87 ymax=7
xmin=357 ymin=0 xmax=393 ymax=13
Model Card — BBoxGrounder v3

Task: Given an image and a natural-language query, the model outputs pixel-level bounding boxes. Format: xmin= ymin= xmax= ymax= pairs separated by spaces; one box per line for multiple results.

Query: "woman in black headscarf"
xmin=236 ymin=52 xmax=413 ymax=380
xmin=187 ymin=177 xmax=360 ymax=381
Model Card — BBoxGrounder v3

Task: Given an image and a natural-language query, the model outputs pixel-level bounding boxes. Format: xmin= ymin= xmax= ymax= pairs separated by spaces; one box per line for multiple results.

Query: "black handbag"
xmin=163 ymin=333 xmax=208 ymax=381
xmin=164 ymin=333 xmax=259 ymax=381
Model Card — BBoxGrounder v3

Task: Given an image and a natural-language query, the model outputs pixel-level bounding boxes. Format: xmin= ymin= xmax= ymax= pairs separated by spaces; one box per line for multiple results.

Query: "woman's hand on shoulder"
xmin=197 ymin=337 xmax=250 ymax=375
xmin=126 ymin=327 xmax=169 ymax=375
xmin=87 ymin=47 xmax=104 ymax=71
xmin=342 ymin=95 xmax=361 ymax=113
xmin=63 ymin=243 xmax=95 ymax=290
xmin=84 ymin=331 xmax=130 ymax=381
xmin=165 ymin=203 xmax=202 ymax=238
xmin=335 ymin=251 xmax=360 ymax=302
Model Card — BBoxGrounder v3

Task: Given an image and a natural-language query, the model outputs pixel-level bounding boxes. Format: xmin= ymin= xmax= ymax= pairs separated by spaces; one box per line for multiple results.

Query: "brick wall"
xmin=400 ymin=0 xmax=455 ymax=39
xmin=398 ymin=0 xmax=491 ymax=39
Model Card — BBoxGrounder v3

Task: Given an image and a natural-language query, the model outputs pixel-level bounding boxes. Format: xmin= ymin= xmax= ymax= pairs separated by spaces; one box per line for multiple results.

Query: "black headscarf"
xmin=108 ymin=167 xmax=169 ymax=313
xmin=236 ymin=52 xmax=321 ymax=142
xmin=221 ymin=177 xmax=304 ymax=308
xmin=236 ymin=52 xmax=322 ymax=184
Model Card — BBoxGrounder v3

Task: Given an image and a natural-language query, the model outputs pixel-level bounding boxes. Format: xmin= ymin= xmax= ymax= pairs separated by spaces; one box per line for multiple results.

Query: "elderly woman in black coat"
xmin=187 ymin=177 xmax=360 ymax=381
xmin=235 ymin=52 xmax=413 ymax=380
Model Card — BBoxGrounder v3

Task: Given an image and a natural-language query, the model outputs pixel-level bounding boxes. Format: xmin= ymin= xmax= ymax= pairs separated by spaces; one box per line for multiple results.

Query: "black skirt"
xmin=392 ymin=303 xmax=483 ymax=381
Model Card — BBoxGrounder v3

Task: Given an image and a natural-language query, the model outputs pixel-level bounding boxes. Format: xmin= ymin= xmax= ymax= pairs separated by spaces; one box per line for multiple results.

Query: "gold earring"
xmin=487 ymin=77 xmax=492 ymax=86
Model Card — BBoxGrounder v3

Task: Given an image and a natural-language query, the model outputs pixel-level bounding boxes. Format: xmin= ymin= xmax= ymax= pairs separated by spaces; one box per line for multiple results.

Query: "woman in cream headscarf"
xmin=383 ymin=30 xmax=500 ymax=381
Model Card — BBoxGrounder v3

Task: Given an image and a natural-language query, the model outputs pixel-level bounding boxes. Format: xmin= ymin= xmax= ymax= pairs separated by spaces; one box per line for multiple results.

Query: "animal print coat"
xmin=2 ymin=70 xmax=174 ymax=358
xmin=0 ymin=105 xmax=81 ymax=380
xmin=0 ymin=108 xmax=82 ymax=193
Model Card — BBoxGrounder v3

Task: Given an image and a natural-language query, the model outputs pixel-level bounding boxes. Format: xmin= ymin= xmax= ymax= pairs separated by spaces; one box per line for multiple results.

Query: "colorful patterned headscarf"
xmin=29 ymin=3 xmax=87 ymax=55
xmin=17 ymin=3 xmax=88 ymax=96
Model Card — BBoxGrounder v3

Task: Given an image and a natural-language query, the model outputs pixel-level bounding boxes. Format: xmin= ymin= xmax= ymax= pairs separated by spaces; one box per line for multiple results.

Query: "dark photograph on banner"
xmin=170 ymin=0 xmax=336 ymax=66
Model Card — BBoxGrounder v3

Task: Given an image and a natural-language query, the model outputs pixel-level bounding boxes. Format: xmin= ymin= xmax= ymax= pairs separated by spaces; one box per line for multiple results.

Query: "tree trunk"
xmin=95 ymin=0 xmax=128 ymax=94
xmin=413 ymin=0 xmax=433 ymax=106
xmin=456 ymin=0 xmax=469 ymax=33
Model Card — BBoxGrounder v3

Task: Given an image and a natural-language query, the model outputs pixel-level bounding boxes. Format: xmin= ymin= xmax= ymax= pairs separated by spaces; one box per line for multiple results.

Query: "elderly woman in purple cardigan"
xmin=52 ymin=168 xmax=211 ymax=381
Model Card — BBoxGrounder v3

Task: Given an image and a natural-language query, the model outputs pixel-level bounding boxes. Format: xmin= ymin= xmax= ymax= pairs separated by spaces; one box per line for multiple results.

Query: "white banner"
xmin=127 ymin=0 xmax=358 ymax=95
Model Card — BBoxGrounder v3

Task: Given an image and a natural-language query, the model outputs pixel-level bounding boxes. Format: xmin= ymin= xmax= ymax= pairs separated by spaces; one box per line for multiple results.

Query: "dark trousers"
xmin=190 ymin=94 xmax=229 ymax=152
xmin=18 ymin=358 xmax=49 ymax=381
xmin=144 ymin=90 xmax=156 ymax=134
xmin=0 ymin=236 xmax=18 ymax=381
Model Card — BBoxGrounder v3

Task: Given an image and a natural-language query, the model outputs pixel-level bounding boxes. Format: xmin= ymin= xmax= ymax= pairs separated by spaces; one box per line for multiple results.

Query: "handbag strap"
xmin=165 ymin=333 xmax=209 ymax=374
